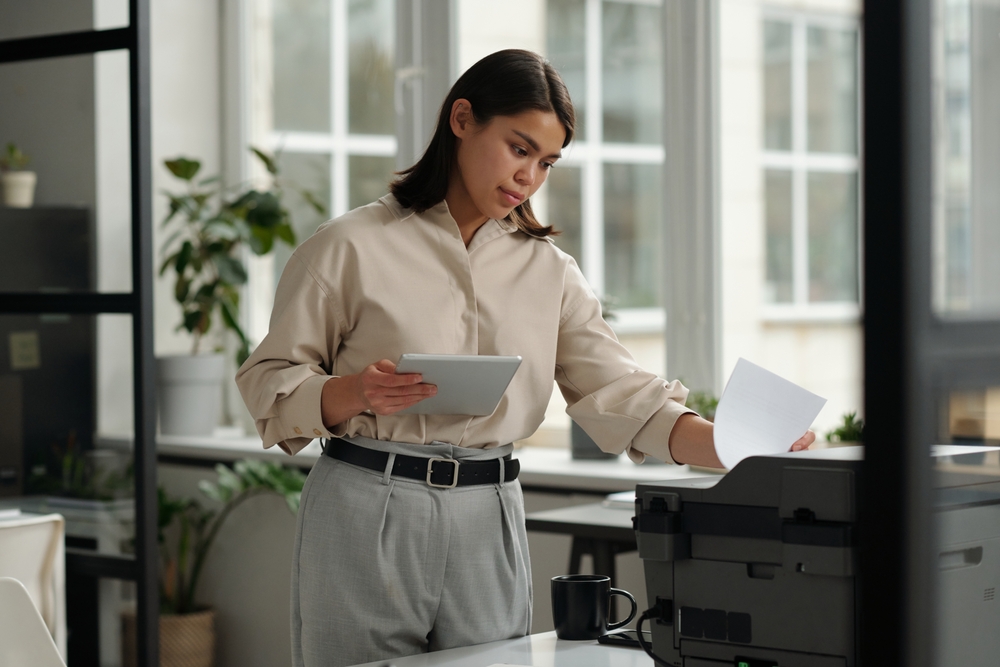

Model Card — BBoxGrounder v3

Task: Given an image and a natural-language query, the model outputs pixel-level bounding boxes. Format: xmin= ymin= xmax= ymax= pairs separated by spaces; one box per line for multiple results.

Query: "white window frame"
xmin=760 ymin=9 xmax=862 ymax=323
xmin=266 ymin=0 xmax=398 ymax=221
xmin=558 ymin=0 xmax=667 ymax=335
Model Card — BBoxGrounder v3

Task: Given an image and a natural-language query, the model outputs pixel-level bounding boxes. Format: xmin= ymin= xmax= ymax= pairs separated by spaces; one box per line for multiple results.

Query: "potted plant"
xmin=0 ymin=143 xmax=37 ymax=208
xmin=156 ymin=147 xmax=324 ymax=435
xmin=122 ymin=458 xmax=307 ymax=667
xmin=824 ymin=411 xmax=864 ymax=446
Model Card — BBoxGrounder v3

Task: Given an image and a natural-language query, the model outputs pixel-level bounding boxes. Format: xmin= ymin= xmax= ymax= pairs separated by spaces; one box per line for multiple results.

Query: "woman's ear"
xmin=449 ymin=98 xmax=473 ymax=137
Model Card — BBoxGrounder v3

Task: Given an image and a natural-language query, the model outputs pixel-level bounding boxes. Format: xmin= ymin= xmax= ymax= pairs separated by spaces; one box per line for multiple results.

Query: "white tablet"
xmin=394 ymin=353 xmax=522 ymax=416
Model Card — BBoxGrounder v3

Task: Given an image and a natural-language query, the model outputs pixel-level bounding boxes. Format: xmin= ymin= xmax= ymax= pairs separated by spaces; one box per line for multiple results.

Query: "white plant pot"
xmin=1 ymin=171 xmax=37 ymax=207
xmin=156 ymin=353 xmax=226 ymax=436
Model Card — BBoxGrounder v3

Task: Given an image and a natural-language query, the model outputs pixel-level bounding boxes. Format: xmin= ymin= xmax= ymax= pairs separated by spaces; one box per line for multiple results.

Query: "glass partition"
xmin=0 ymin=51 xmax=133 ymax=294
xmin=932 ymin=0 xmax=1000 ymax=318
xmin=0 ymin=309 xmax=136 ymax=666
xmin=0 ymin=0 xmax=128 ymax=42
xmin=932 ymin=386 xmax=1000 ymax=665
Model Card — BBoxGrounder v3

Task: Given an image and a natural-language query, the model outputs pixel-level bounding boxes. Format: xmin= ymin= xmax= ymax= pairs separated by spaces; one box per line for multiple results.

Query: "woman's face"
xmin=450 ymin=102 xmax=566 ymax=222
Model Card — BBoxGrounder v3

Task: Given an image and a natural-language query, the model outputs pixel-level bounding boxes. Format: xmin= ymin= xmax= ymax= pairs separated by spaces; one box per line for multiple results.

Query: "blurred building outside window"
xmin=251 ymin=0 xmax=397 ymax=312
xmin=761 ymin=9 xmax=860 ymax=320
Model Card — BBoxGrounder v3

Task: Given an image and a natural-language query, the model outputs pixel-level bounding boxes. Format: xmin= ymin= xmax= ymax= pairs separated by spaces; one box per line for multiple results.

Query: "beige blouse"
xmin=235 ymin=195 xmax=693 ymax=463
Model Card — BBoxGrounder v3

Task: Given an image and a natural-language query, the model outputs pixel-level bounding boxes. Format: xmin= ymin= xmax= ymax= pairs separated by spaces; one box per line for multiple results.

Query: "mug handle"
xmin=607 ymin=588 xmax=637 ymax=630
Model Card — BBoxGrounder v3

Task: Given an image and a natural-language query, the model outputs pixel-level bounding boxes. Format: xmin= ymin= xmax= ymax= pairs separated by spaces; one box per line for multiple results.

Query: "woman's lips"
xmin=499 ymin=187 xmax=524 ymax=205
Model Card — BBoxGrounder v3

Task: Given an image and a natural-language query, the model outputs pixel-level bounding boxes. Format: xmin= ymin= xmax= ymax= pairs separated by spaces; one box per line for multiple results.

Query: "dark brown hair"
xmin=390 ymin=49 xmax=576 ymax=238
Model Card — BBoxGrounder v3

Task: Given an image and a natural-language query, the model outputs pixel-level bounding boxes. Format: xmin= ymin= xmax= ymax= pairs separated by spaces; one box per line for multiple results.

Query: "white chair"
xmin=0 ymin=513 xmax=67 ymax=659
xmin=0 ymin=577 xmax=67 ymax=667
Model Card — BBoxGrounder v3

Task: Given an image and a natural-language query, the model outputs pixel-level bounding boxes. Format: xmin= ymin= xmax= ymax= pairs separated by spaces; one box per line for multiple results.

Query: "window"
xmin=264 ymin=0 xmax=397 ymax=284
xmin=761 ymin=12 xmax=860 ymax=318
xmin=546 ymin=0 xmax=665 ymax=332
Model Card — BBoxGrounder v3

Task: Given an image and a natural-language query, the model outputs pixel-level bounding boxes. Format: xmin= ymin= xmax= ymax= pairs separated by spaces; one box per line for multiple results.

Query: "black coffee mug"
xmin=550 ymin=574 xmax=637 ymax=640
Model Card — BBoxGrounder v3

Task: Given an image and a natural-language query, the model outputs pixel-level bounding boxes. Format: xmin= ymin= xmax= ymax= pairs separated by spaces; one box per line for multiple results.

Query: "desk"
xmin=350 ymin=631 xmax=653 ymax=666
xmin=525 ymin=502 xmax=637 ymax=590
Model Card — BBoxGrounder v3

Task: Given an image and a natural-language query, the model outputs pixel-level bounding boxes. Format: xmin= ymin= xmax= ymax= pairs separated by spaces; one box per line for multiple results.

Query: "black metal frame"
xmin=0 ymin=3 xmax=158 ymax=665
xmin=862 ymin=1 xmax=1000 ymax=665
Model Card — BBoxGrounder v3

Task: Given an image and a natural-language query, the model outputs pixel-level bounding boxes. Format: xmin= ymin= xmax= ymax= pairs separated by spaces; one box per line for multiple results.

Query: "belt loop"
xmin=497 ymin=456 xmax=505 ymax=488
xmin=381 ymin=452 xmax=396 ymax=486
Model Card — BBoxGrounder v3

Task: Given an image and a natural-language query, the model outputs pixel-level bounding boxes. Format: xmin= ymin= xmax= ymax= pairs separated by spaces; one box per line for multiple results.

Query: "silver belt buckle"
xmin=426 ymin=457 xmax=460 ymax=488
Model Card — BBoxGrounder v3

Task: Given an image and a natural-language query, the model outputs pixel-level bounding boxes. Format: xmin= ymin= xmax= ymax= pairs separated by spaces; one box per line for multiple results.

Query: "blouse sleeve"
xmin=554 ymin=260 xmax=694 ymax=464
xmin=235 ymin=252 xmax=346 ymax=455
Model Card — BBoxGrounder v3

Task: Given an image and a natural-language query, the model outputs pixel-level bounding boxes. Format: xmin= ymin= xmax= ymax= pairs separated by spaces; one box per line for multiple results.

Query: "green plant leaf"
xmin=164 ymin=157 xmax=201 ymax=181
xmin=214 ymin=254 xmax=248 ymax=286
xmin=204 ymin=219 xmax=240 ymax=241
xmin=275 ymin=222 xmax=296 ymax=246
xmin=198 ymin=175 xmax=222 ymax=186
xmin=251 ymin=146 xmax=279 ymax=175
xmin=159 ymin=252 xmax=178 ymax=277
xmin=182 ymin=309 xmax=204 ymax=334
xmin=299 ymin=188 xmax=327 ymax=215
xmin=250 ymin=224 xmax=275 ymax=255
xmin=174 ymin=276 xmax=190 ymax=303
xmin=175 ymin=240 xmax=193 ymax=275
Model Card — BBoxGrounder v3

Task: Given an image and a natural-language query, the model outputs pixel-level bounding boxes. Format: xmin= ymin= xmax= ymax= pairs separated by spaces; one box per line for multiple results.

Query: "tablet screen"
xmin=395 ymin=354 xmax=522 ymax=416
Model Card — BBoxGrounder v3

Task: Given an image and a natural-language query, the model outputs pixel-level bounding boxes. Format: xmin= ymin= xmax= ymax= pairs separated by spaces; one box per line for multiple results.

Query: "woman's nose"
xmin=516 ymin=164 xmax=536 ymax=186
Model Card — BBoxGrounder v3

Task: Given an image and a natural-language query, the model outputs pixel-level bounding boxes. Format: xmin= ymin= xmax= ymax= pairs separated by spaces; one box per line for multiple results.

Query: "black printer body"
xmin=635 ymin=446 xmax=1000 ymax=667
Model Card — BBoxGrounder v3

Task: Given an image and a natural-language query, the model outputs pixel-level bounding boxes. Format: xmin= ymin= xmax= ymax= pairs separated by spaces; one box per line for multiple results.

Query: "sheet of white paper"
xmin=713 ymin=358 xmax=827 ymax=470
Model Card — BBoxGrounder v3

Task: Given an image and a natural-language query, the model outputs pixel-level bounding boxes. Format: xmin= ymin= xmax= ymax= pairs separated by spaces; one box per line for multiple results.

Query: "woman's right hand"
xmin=321 ymin=359 xmax=437 ymax=428
xmin=353 ymin=358 xmax=437 ymax=415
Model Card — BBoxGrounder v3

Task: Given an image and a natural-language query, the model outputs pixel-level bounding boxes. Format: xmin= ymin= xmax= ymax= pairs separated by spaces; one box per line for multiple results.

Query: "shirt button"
xmin=313 ymin=429 xmax=322 ymax=436
xmin=293 ymin=427 xmax=303 ymax=435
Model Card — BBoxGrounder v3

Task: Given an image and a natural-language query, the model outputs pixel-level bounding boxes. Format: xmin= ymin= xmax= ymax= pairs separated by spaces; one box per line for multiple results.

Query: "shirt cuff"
xmin=276 ymin=374 xmax=336 ymax=445
xmin=626 ymin=402 xmax=697 ymax=465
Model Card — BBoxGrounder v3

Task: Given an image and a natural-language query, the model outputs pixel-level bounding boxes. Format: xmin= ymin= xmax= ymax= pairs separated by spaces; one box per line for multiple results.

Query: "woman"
xmin=236 ymin=49 xmax=812 ymax=667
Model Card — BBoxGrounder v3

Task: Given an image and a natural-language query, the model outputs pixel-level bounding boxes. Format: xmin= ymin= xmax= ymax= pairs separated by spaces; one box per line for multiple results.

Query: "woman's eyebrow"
xmin=513 ymin=130 xmax=562 ymax=159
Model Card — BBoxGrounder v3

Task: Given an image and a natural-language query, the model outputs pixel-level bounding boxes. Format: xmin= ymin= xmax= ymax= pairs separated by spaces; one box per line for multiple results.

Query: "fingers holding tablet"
xmin=357 ymin=358 xmax=438 ymax=415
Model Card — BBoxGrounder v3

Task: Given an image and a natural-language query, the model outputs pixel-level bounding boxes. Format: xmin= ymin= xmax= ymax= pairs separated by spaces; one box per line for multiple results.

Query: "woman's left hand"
xmin=790 ymin=430 xmax=817 ymax=452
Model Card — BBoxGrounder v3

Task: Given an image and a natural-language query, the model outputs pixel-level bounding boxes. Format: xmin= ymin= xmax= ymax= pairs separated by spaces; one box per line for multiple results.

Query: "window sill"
xmin=761 ymin=303 xmax=861 ymax=325
xmin=608 ymin=308 xmax=665 ymax=335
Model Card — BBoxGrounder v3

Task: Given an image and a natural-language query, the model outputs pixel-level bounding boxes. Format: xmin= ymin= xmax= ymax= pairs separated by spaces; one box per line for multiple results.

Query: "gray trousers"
xmin=290 ymin=437 xmax=532 ymax=667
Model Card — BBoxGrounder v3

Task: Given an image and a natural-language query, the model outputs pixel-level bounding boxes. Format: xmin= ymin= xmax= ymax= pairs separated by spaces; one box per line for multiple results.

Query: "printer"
xmin=635 ymin=446 xmax=1000 ymax=667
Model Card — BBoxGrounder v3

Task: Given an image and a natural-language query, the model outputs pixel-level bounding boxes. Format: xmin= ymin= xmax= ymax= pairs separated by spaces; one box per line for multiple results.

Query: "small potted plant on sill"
xmin=824 ymin=411 xmax=864 ymax=447
xmin=157 ymin=147 xmax=325 ymax=436
xmin=0 ymin=143 xmax=37 ymax=208
xmin=121 ymin=458 xmax=307 ymax=667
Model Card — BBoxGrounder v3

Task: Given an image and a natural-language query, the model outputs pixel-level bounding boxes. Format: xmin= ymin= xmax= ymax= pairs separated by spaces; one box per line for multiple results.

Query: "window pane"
xmin=765 ymin=169 xmax=794 ymax=303
xmin=933 ymin=0 xmax=1000 ymax=317
xmin=273 ymin=0 xmax=331 ymax=132
xmin=806 ymin=25 xmax=858 ymax=154
xmin=348 ymin=0 xmax=395 ymax=135
xmin=603 ymin=163 xmax=662 ymax=307
xmin=808 ymin=171 xmax=858 ymax=302
xmin=547 ymin=0 xmax=587 ymax=142
xmin=348 ymin=154 xmax=395 ymax=210
xmin=272 ymin=152 xmax=332 ymax=283
xmin=763 ymin=20 xmax=793 ymax=151
xmin=602 ymin=1 xmax=662 ymax=144
xmin=547 ymin=165 xmax=583 ymax=264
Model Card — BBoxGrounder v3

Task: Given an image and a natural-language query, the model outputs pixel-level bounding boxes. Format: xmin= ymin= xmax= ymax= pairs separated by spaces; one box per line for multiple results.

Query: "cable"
xmin=636 ymin=608 xmax=674 ymax=666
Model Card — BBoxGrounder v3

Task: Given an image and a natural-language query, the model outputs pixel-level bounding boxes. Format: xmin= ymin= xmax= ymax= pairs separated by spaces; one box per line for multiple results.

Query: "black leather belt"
xmin=323 ymin=438 xmax=519 ymax=488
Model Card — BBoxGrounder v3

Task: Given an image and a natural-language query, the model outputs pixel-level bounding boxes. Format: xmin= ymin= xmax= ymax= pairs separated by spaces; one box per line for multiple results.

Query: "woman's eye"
xmin=542 ymin=162 xmax=555 ymax=170
xmin=513 ymin=145 xmax=528 ymax=157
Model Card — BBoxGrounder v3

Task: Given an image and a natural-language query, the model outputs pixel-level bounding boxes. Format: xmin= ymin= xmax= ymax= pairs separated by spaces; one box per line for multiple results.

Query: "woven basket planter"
xmin=122 ymin=608 xmax=216 ymax=667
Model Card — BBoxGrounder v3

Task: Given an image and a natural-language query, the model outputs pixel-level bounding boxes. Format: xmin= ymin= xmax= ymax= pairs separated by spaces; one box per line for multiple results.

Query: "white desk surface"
xmin=350 ymin=631 xmax=654 ymax=667
xmin=97 ymin=433 xmax=722 ymax=493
